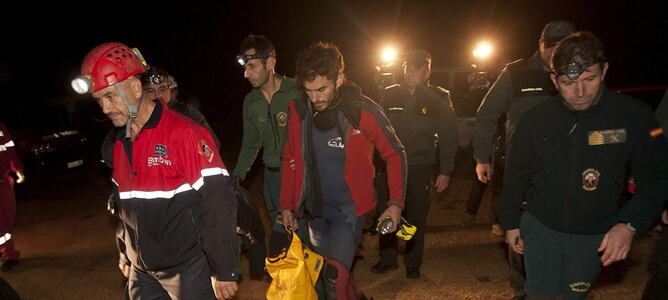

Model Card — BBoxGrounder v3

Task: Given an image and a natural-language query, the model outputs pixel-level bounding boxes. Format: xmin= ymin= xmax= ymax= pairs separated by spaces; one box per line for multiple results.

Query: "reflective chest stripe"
xmin=114 ymin=167 xmax=229 ymax=200
xmin=0 ymin=140 xmax=15 ymax=152
xmin=0 ymin=233 xmax=11 ymax=245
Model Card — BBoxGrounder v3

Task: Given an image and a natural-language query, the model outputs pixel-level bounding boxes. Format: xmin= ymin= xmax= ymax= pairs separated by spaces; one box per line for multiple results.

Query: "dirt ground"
xmin=0 ymin=149 xmax=661 ymax=299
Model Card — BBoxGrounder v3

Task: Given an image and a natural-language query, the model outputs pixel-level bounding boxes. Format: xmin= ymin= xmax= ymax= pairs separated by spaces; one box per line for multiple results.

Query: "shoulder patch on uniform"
xmin=199 ymin=139 xmax=214 ymax=163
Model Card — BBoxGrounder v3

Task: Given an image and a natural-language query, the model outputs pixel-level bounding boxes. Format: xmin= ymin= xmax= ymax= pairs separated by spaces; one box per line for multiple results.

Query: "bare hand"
xmin=280 ymin=209 xmax=297 ymax=232
xmin=505 ymin=228 xmax=524 ymax=254
xmin=662 ymin=210 xmax=668 ymax=225
xmin=434 ymin=175 xmax=450 ymax=193
xmin=15 ymin=170 xmax=25 ymax=184
xmin=211 ymin=278 xmax=238 ymax=300
xmin=118 ymin=263 xmax=130 ymax=278
xmin=378 ymin=205 xmax=402 ymax=233
xmin=288 ymin=159 xmax=296 ymax=170
xmin=475 ymin=163 xmax=492 ymax=183
xmin=598 ymin=223 xmax=635 ymax=266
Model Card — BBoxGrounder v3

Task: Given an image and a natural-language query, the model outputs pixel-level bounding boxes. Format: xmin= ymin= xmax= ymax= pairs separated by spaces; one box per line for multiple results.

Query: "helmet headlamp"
xmin=71 ymin=75 xmax=92 ymax=94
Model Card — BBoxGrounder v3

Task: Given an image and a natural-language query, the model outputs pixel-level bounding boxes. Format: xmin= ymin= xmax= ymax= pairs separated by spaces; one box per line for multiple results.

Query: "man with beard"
xmin=232 ymin=35 xmax=302 ymax=280
xmin=279 ymin=42 xmax=407 ymax=299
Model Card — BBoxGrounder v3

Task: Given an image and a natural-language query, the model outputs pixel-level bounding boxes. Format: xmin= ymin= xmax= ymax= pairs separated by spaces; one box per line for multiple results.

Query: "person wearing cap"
xmin=0 ymin=122 xmax=25 ymax=272
xmin=371 ymin=49 xmax=458 ymax=279
xmin=231 ymin=35 xmax=303 ymax=280
xmin=72 ymin=42 xmax=239 ymax=299
xmin=500 ymin=31 xmax=668 ymax=299
xmin=472 ymin=20 xmax=576 ymax=299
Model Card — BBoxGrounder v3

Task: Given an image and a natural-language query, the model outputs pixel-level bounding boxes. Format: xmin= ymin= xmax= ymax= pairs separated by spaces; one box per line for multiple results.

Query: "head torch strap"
xmin=114 ymin=84 xmax=142 ymax=138
xmin=555 ymin=61 xmax=599 ymax=80
xmin=236 ymin=53 xmax=271 ymax=65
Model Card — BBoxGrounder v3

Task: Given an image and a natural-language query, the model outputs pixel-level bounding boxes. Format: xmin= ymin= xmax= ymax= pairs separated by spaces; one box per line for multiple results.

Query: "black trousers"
xmin=377 ymin=164 xmax=432 ymax=272
xmin=642 ymin=227 xmax=668 ymax=300
xmin=465 ymin=160 xmax=502 ymax=222
xmin=128 ymin=253 xmax=216 ymax=300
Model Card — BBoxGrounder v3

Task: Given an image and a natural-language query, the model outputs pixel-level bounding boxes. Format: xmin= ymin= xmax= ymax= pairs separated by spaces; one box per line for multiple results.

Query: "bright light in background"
xmin=381 ymin=46 xmax=398 ymax=64
xmin=472 ymin=41 xmax=493 ymax=60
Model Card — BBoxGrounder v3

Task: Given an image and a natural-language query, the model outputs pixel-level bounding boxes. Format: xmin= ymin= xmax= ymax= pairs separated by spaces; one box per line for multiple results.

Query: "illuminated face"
xmin=242 ymin=48 xmax=271 ymax=88
xmin=551 ymin=63 xmax=608 ymax=111
xmin=403 ymin=63 xmax=430 ymax=88
xmin=303 ymin=74 xmax=343 ymax=112
xmin=142 ymin=81 xmax=172 ymax=103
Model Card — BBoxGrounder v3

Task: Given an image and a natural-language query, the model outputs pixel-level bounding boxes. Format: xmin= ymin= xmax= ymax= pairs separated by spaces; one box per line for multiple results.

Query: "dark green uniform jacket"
xmin=233 ymin=77 xmax=301 ymax=180
xmin=381 ymin=83 xmax=459 ymax=175
xmin=473 ymin=52 xmax=556 ymax=163
xmin=500 ymin=87 xmax=668 ymax=235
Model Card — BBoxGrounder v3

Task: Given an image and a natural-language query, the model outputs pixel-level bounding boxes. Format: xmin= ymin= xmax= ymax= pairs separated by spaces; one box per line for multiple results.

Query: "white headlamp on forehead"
xmin=71 ymin=75 xmax=93 ymax=94
xmin=235 ymin=53 xmax=271 ymax=66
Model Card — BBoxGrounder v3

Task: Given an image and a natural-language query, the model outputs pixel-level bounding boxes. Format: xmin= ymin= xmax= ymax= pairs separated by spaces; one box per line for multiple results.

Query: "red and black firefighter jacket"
xmin=0 ymin=123 xmax=23 ymax=183
xmin=112 ymin=100 xmax=238 ymax=281
xmin=279 ymin=81 xmax=407 ymax=217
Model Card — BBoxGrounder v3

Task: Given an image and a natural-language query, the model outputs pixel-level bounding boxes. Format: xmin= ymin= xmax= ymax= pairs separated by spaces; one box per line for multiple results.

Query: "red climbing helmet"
xmin=71 ymin=42 xmax=148 ymax=94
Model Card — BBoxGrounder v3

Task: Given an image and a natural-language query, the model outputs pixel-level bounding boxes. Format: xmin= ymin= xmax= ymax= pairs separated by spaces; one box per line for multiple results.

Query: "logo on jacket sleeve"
xmin=277 ymin=112 xmax=288 ymax=127
xmin=582 ymin=168 xmax=601 ymax=191
xmin=200 ymin=139 xmax=215 ymax=163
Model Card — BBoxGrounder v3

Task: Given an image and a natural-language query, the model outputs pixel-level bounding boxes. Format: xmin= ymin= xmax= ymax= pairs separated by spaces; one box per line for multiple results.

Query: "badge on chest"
xmin=588 ymin=129 xmax=626 ymax=145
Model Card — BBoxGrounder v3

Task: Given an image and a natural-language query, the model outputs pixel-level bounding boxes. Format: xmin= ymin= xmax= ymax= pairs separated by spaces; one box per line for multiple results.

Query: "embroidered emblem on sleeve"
xmin=199 ymin=139 xmax=214 ymax=163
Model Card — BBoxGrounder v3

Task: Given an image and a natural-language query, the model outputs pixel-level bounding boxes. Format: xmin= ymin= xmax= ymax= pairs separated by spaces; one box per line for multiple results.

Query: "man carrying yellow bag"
xmin=266 ymin=231 xmax=323 ymax=300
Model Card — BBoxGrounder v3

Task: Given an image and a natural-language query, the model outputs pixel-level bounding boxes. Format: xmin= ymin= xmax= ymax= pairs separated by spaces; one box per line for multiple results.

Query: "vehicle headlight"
xmin=31 ymin=143 xmax=56 ymax=155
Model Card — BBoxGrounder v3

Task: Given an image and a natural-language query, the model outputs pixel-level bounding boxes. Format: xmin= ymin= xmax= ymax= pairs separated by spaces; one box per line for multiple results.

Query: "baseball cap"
xmin=403 ymin=49 xmax=432 ymax=67
xmin=541 ymin=21 xmax=576 ymax=46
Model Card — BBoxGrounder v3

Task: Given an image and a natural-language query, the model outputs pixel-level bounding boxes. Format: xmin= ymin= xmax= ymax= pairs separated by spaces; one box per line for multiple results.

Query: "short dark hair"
xmin=239 ymin=34 xmax=276 ymax=58
xmin=551 ymin=31 xmax=606 ymax=71
xmin=295 ymin=42 xmax=345 ymax=85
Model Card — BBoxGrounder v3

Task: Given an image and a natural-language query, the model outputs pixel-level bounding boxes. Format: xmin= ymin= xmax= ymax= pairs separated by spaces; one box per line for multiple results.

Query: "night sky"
xmin=1 ymin=0 xmax=666 ymax=149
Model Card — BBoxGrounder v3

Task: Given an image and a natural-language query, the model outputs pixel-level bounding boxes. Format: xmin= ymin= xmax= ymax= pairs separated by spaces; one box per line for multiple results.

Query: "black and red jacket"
xmin=0 ymin=122 xmax=23 ymax=182
xmin=112 ymin=100 xmax=238 ymax=281
xmin=279 ymin=82 xmax=407 ymax=217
